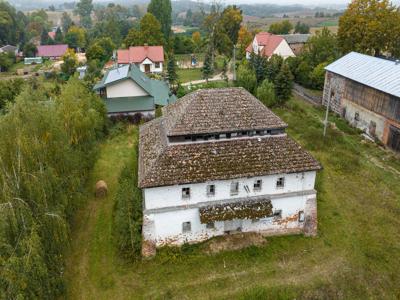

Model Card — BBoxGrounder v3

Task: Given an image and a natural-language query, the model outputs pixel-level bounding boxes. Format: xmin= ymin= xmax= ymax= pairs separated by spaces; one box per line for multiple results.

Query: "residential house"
xmin=37 ymin=44 xmax=68 ymax=59
xmin=323 ymin=52 xmax=400 ymax=152
xmin=0 ymin=45 xmax=18 ymax=56
xmin=279 ymin=34 xmax=310 ymax=55
xmin=246 ymin=32 xmax=295 ymax=60
xmin=139 ymin=88 xmax=321 ymax=254
xmin=117 ymin=45 xmax=164 ymax=73
xmin=93 ymin=64 xmax=176 ymax=116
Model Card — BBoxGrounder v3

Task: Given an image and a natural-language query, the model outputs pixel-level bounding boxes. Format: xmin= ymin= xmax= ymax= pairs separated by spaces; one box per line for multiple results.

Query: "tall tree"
xmin=237 ymin=26 xmax=253 ymax=59
xmin=218 ymin=5 xmax=243 ymax=45
xmin=64 ymin=26 xmax=86 ymax=50
xmin=40 ymin=28 xmax=49 ymax=45
xmin=61 ymin=12 xmax=73 ymax=33
xmin=167 ymin=54 xmax=178 ymax=86
xmin=236 ymin=62 xmax=257 ymax=94
xmin=125 ymin=13 xmax=164 ymax=46
xmin=147 ymin=0 xmax=172 ymax=40
xmin=338 ymin=0 xmax=400 ymax=57
xmin=54 ymin=27 xmax=63 ymax=44
xmin=275 ymin=63 xmax=293 ymax=104
xmin=202 ymin=51 xmax=214 ymax=83
xmin=294 ymin=22 xmax=310 ymax=34
xmin=75 ymin=0 xmax=93 ymax=29
xmin=61 ymin=49 xmax=78 ymax=76
xmin=269 ymin=20 xmax=293 ymax=34
xmin=256 ymin=79 xmax=276 ymax=107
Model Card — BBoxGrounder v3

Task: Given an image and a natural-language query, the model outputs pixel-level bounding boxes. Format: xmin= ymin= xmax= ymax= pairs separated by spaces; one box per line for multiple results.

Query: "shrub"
xmin=236 ymin=63 xmax=257 ymax=94
xmin=310 ymin=62 xmax=328 ymax=90
xmin=113 ymin=136 xmax=143 ymax=261
xmin=275 ymin=63 xmax=294 ymax=105
xmin=256 ymin=79 xmax=276 ymax=107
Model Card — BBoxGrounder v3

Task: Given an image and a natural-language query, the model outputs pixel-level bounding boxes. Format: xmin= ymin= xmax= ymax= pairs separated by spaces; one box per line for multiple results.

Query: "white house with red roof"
xmin=246 ymin=32 xmax=295 ymax=60
xmin=117 ymin=45 xmax=164 ymax=73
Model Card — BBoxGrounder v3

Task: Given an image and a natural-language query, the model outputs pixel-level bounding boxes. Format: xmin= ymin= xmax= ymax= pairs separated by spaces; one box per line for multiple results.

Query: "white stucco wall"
xmin=273 ymin=40 xmax=296 ymax=59
xmin=342 ymin=98 xmax=386 ymax=140
xmin=142 ymin=171 xmax=318 ymax=246
xmin=106 ymin=79 xmax=148 ymax=98
xmin=138 ymin=58 xmax=163 ymax=73
xmin=144 ymin=171 xmax=316 ymax=210
xmin=144 ymin=193 xmax=315 ymax=246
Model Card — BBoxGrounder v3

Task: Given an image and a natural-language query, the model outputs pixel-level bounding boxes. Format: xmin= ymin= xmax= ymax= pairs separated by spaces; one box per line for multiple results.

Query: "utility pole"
xmin=323 ymin=84 xmax=332 ymax=137
xmin=232 ymin=45 xmax=236 ymax=81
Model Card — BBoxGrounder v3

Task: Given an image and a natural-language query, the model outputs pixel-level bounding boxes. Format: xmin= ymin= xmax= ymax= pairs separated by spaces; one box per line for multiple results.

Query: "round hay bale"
xmin=95 ymin=180 xmax=108 ymax=198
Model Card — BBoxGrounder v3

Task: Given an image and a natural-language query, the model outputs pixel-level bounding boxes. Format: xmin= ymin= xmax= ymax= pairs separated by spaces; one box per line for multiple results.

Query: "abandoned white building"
xmin=323 ymin=52 xmax=400 ymax=152
xmin=139 ymin=88 xmax=321 ymax=252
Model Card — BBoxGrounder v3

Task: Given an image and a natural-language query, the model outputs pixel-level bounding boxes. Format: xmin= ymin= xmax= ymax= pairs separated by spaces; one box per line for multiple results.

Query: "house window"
xmin=276 ymin=177 xmax=285 ymax=189
xmin=182 ymin=187 xmax=190 ymax=199
xmin=206 ymin=222 xmax=215 ymax=229
xmin=253 ymin=179 xmax=262 ymax=191
xmin=230 ymin=182 xmax=239 ymax=195
xmin=182 ymin=221 xmax=191 ymax=232
xmin=298 ymin=211 xmax=305 ymax=223
xmin=207 ymin=184 xmax=215 ymax=196
xmin=155 ymin=62 xmax=160 ymax=68
xmin=273 ymin=210 xmax=282 ymax=219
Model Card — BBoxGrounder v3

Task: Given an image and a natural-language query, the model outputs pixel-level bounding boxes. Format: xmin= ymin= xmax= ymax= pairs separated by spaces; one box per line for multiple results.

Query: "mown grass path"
xmin=65 ymin=98 xmax=400 ymax=299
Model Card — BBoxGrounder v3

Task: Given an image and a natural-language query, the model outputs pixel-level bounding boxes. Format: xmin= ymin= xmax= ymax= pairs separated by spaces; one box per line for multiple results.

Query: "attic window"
xmin=253 ymin=179 xmax=262 ymax=191
xmin=182 ymin=187 xmax=190 ymax=199
xmin=230 ymin=182 xmax=239 ymax=195
xmin=276 ymin=177 xmax=285 ymax=189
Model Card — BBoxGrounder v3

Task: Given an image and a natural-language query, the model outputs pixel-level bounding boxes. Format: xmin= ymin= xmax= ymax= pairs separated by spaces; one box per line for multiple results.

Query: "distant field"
xmin=317 ymin=19 xmax=339 ymax=27
xmin=310 ymin=26 xmax=339 ymax=34
xmin=27 ymin=9 xmax=79 ymax=26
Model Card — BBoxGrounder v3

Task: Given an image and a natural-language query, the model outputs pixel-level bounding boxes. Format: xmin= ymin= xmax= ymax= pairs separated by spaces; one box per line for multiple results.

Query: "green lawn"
xmin=177 ymin=68 xmax=203 ymax=83
xmin=65 ymin=96 xmax=400 ymax=299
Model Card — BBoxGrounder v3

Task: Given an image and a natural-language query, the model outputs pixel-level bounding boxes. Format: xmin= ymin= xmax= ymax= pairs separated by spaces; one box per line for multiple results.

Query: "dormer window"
xmin=182 ymin=187 xmax=190 ymax=199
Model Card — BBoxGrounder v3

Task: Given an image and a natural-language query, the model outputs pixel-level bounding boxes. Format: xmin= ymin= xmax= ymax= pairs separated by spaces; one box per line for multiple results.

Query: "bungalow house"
xmin=279 ymin=34 xmax=310 ymax=55
xmin=37 ymin=44 xmax=68 ymax=59
xmin=93 ymin=64 xmax=176 ymax=116
xmin=117 ymin=45 xmax=164 ymax=73
xmin=323 ymin=52 xmax=400 ymax=152
xmin=246 ymin=32 xmax=295 ymax=60
xmin=139 ymin=88 xmax=321 ymax=255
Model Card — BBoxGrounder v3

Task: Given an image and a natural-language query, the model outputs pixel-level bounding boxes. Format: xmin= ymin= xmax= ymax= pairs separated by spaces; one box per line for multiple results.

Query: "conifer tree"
xmin=202 ymin=51 xmax=214 ymax=83
xmin=275 ymin=63 xmax=293 ymax=105
xmin=167 ymin=54 xmax=178 ymax=86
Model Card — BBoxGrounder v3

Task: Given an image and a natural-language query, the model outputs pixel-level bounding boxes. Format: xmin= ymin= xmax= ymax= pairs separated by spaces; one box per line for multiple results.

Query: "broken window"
xmin=273 ymin=210 xmax=282 ymax=219
xmin=230 ymin=182 xmax=239 ymax=195
xmin=182 ymin=187 xmax=190 ymax=199
xmin=206 ymin=222 xmax=215 ymax=229
xmin=207 ymin=184 xmax=215 ymax=196
xmin=253 ymin=179 xmax=262 ymax=191
xmin=298 ymin=211 xmax=305 ymax=223
xmin=276 ymin=177 xmax=285 ymax=189
xmin=182 ymin=221 xmax=191 ymax=232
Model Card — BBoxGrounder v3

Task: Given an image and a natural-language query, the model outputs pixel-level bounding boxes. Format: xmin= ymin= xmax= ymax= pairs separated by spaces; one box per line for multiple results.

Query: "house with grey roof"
xmin=279 ymin=34 xmax=310 ymax=55
xmin=139 ymin=87 xmax=321 ymax=255
xmin=323 ymin=52 xmax=400 ymax=152
xmin=93 ymin=64 xmax=176 ymax=116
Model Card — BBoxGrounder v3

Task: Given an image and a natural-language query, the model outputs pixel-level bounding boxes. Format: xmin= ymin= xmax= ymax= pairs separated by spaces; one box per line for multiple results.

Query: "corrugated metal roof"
xmin=325 ymin=52 xmax=400 ymax=98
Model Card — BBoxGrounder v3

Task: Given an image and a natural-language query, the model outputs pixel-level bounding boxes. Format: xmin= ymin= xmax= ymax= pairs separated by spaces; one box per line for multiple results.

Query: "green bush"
xmin=113 ymin=136 xmax=143 ymax=261
xmin=236 ymin=63 xmax=257 ymax=94
xmin=256 ymin=79 xmax=276 ymax=107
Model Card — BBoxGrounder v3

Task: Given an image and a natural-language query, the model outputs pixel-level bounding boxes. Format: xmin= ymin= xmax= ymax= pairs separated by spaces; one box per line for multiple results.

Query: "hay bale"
xmin=95 ymin=180 xmax=108 ymax=198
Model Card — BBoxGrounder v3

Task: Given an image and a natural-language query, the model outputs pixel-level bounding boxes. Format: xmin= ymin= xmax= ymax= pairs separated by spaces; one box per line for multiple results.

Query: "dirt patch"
xmin=203 ymin=232 xmax=267 ymax=254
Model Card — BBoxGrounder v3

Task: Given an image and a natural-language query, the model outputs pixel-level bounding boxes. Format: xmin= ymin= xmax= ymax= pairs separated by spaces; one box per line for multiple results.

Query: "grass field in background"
xmin=65 ymin=96 xmax=400 ymax=299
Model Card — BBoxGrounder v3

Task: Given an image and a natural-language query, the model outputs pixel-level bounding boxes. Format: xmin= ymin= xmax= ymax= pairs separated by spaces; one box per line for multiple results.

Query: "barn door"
xmin=388 ymin=125 xmax=400 ymax=152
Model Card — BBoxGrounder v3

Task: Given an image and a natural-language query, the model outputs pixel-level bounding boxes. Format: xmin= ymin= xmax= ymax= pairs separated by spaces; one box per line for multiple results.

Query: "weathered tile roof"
xmin=162 ymin=88 xmax=287 ymax=137
xmin=138 ymin=108 xmax=321 ymax=188
xmin=279 ymin=34 xmax=310 ymax=44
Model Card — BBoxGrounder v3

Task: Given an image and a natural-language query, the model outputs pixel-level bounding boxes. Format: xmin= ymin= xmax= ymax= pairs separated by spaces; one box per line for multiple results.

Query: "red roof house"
xmin=246 ymin=32 xmax=295 ymax=59
xmin=117 ymin=45 xmax=164 ymax=73
xmin=48 ymin=32 xmax=56 ymax=40
xmin=37 ymin=44 xmax=68 ymax=59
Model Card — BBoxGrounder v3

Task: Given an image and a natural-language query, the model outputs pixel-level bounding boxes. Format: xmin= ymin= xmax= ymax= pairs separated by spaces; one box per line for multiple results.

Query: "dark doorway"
xmin=387 ymin=125 xmax=400 ymax=152
xmin=144 ymin=64 xmax=151 ymax=73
